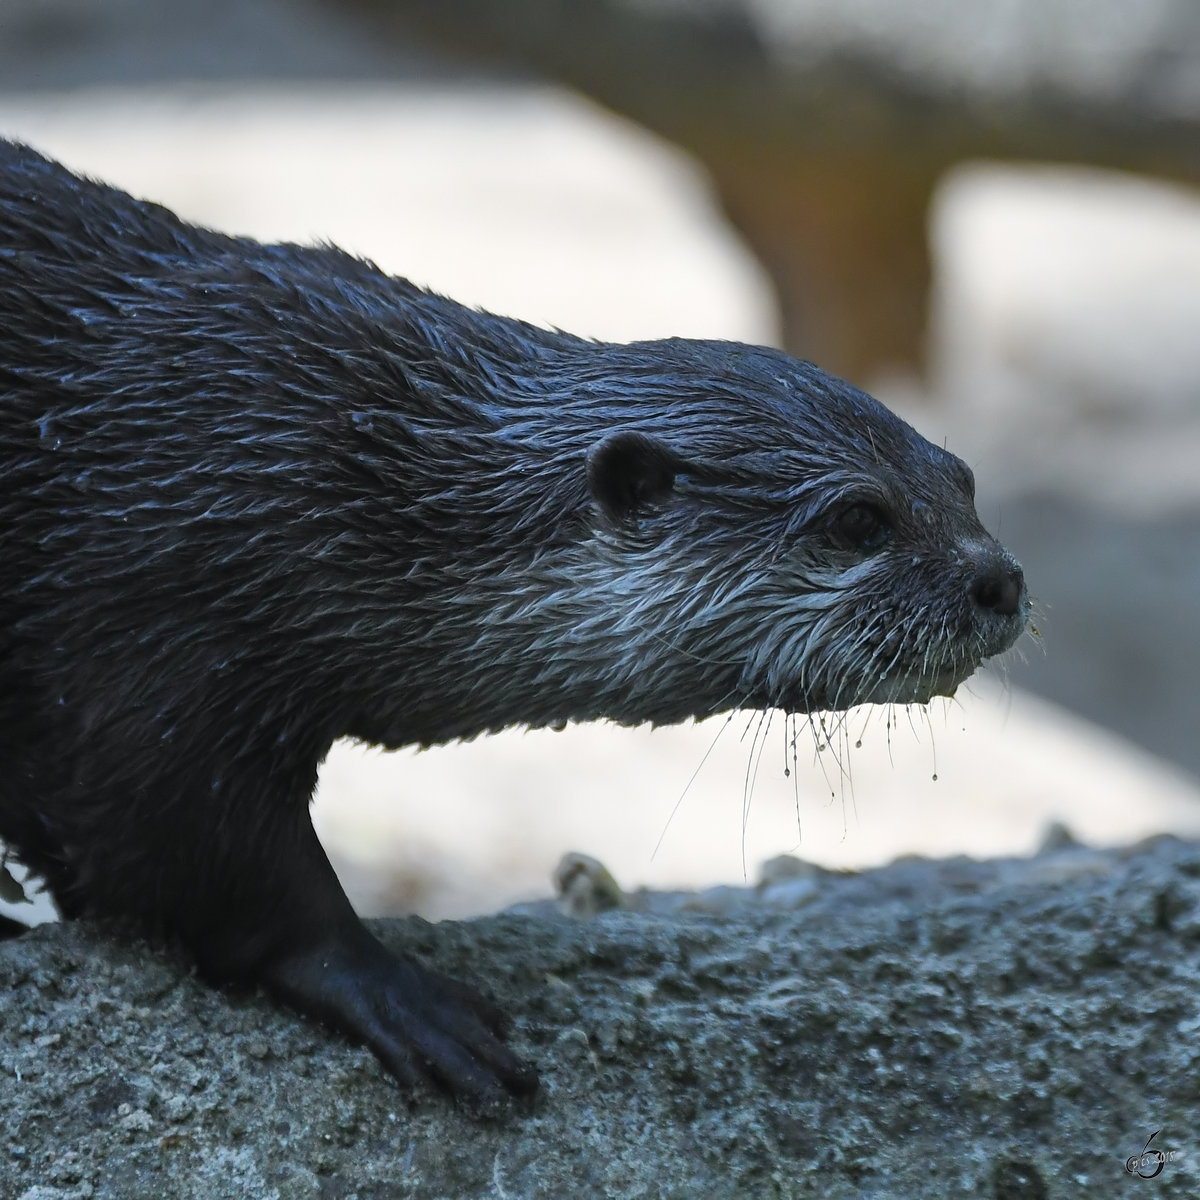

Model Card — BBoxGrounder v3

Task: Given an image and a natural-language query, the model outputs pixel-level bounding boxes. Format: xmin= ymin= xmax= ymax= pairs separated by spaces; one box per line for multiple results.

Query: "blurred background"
xmin=2 ymin=0 xmax=1199 ymax=921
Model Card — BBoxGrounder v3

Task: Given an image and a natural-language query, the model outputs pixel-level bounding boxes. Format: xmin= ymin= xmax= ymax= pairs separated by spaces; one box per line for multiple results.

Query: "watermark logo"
xmin=1125 ymin=1130 xmax=1178 ymax=1179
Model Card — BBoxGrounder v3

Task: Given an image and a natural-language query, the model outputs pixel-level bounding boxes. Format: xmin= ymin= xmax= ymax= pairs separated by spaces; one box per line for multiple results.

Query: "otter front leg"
xmin=185 ymin=793 xmax=538 ymax=1111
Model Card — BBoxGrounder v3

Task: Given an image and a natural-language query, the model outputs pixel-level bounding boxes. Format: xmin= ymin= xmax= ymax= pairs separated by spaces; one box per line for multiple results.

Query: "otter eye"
xmin=830 ymin=501 xmax=890 ymax=553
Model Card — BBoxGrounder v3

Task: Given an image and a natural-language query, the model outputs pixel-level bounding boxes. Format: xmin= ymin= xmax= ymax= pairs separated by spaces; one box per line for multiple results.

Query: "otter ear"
xmin=587 ymin=430 xmax=682 ymax=524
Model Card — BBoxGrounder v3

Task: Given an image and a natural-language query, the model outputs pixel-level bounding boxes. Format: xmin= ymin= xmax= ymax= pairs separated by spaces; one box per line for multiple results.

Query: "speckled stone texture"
xmin=3 ymin=835 xmax=1199 ymax=1198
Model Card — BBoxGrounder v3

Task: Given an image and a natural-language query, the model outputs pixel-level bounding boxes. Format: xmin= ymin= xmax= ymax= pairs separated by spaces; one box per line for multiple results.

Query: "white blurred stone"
xmin=750 ymin=0 xmax=1200 ymax=116
xmin=0 ymin=86 xmax=777 ymax=345
xmin=927 ymin=162 xmax=1200 ymax=514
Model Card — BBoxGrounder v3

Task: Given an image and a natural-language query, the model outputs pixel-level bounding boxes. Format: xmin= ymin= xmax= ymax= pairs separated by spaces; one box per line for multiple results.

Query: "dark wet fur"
xmin=0 ymin=140 xmax=1026 ymax=1105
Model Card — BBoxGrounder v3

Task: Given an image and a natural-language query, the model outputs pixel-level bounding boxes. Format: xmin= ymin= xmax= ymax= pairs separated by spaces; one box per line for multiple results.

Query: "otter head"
xmin=570 ymin=340 xmax=1028 ymax=724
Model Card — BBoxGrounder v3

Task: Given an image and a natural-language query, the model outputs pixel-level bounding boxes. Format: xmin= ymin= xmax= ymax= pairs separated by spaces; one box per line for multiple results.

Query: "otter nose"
xmin=971 ymin=563 xmax=1025 ymax=618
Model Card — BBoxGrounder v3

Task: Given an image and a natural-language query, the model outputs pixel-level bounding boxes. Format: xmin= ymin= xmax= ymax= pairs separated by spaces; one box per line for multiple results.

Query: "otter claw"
xmin=265 ymin=931 xmax=538 ymax=1108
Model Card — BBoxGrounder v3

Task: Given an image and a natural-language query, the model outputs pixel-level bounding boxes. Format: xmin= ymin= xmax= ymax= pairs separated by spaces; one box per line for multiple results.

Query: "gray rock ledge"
xmin=3 ymin=835 xmax=1199 ymax=1198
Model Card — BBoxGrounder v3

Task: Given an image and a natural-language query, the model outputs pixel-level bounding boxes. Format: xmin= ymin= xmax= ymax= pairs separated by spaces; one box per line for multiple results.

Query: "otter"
xmin=0 ymin=140 xmax=1027 ymax=1109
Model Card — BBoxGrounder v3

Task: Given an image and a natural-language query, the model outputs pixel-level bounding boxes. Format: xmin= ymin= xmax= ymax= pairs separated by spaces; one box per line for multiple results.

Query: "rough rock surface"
xmin=4 ymin=835 xmax=1199 ymax=1198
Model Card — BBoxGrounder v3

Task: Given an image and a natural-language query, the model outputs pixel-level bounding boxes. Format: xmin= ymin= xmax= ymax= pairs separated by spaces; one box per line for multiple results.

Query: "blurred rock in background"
xmin=347 ymin=0 xmax=1200 ymax=381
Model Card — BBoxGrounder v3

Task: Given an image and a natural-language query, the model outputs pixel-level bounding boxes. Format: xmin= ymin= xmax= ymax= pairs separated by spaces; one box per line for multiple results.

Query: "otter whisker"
xmin=885 ymin=706 xmax=899 ymax=767
xmin=651 ymin=704 xmax=740 ymax=861
xmin=802 ymin=711 xmax=841 ymax=803
xmin=741 ymin=708 xmax=773 ymax=877
xmin=814 ymin=708 xmax=856 ymax=806
xmin=784 ymin=710 xmax=803 ymax=840
xmin=644 ymin=626 xmax=744 ymax=670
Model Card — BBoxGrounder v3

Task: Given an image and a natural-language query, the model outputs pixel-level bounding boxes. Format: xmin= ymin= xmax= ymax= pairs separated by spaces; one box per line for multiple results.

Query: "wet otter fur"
xmin=0 ymin=140 xmax=1027 ymax=1109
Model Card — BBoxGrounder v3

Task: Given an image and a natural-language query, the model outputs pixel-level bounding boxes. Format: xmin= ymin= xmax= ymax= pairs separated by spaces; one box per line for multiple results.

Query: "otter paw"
xmin=266 ymin=932 xmax=538 ymax=1114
